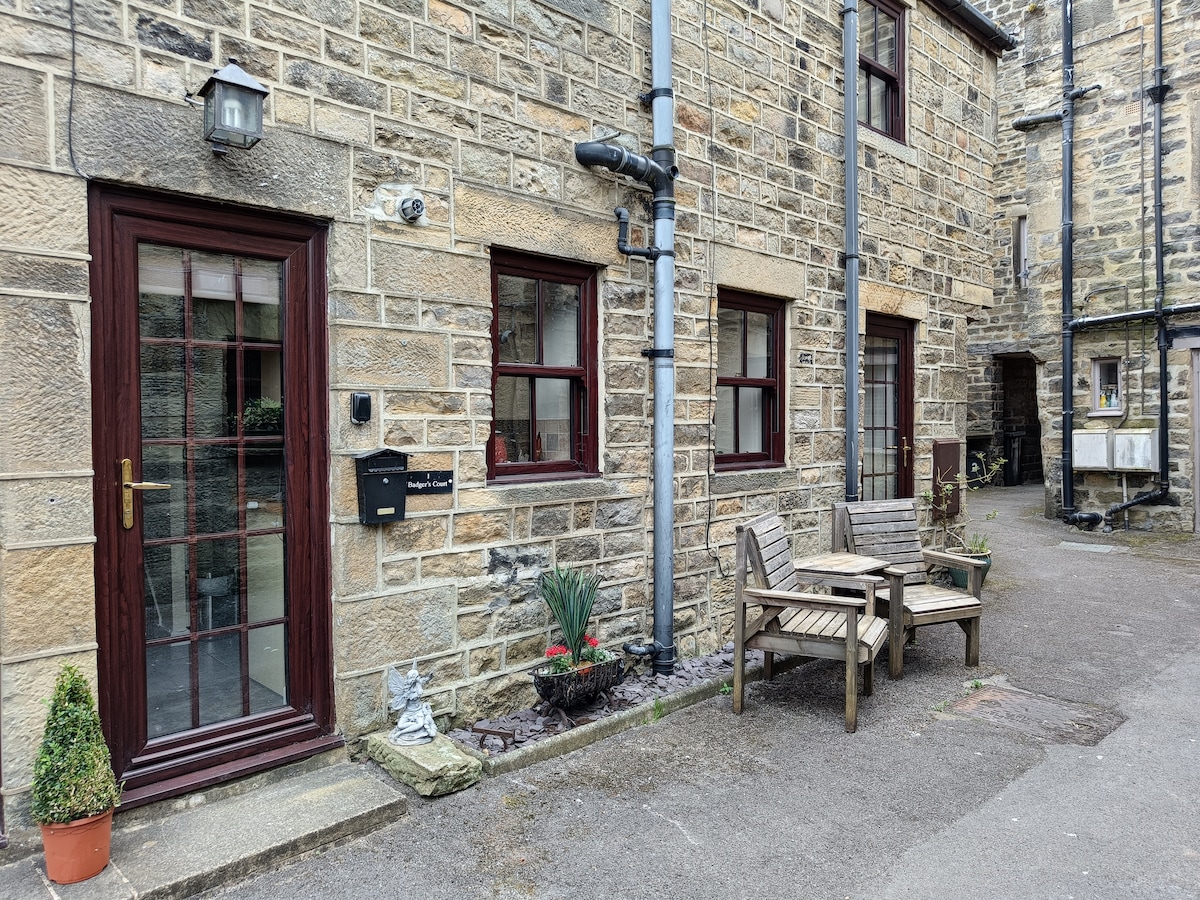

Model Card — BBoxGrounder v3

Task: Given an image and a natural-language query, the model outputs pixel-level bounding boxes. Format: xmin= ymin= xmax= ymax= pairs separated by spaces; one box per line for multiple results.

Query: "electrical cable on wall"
xmin=700 ymin=0 xmax=728 ymax=579
xmin=67 ymin=0 xmax=89 ymax=179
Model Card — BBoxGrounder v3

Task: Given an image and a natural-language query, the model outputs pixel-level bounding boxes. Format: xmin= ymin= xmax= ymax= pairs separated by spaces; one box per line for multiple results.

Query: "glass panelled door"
xmin=91 ymin=188 xmax=336 ymax=807
xmin=138 ymin=245 xmax=288 ymax=737
xmin=862 ymin=314 xmax=915 ymax=500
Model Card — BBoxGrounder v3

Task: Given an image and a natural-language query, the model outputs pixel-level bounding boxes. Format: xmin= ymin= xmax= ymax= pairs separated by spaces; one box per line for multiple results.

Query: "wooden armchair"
xmin=833 ymin=499 xmax=984 ymax=679
xmin=733 ymin=512 xmax=888 ymax=732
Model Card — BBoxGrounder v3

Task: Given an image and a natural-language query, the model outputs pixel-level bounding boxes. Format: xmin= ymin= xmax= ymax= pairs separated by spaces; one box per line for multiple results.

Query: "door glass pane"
xmin=248 ymin=624 xmax=288 ymax=713
xmin=144 ymin=544 xmax=188 ymax=639
xmin=193 ymin=346 xmax=235 ymax=438
xmin=496 ymin=275 xmax=537 ymax=364
xmin=142 ymin=444 xmax=186 ymax=540
xmin=717 ymin=309 xmax=742 ymax=377
xmin=715 ymin=386 xmax=735 ymax=453
xmin=738 ymin=387 xmax=764 ymax=453
xmin=146 ymin=641 xmax=193 ymax=738
xmin=195 ymin=444 xmax=239 ymax=535
xmin=141 ymin=344 xmax=186 ymax=439
xmin=247 ymin=535 xmax=285 ymax=623
xmin=139 ymin=245 xmax=185 ymax=339
xmin=196 ymin=537 xmax=240 ymax=631
xmin=198 ymin=633 xmax=243 ymax=726
xmin=494 ymin=375 xmax=532 ymax=462
xmin=246 ymin=446 xmax=285 ymax=529
xmin=542 ymin=283 xmax=579 ymax=367
xmin=746 ymin=312 xmax=770 ymax=378
xmin=242 ymin=258 xmax=282 ymax=342
xmin=192 ymin=252 xmax=237 ymax=342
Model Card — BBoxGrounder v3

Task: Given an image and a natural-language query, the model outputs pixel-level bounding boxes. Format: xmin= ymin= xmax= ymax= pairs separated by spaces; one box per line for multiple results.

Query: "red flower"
xmin=585 ymin=635 xmax=599 ymax=648
xmin=545 ymin=645 xmax=569 ymax=658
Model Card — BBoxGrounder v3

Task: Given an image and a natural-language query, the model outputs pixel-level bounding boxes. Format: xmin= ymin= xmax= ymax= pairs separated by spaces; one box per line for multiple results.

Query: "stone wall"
xmin=0 ymin=0 xmax=1005 ymax=821
xmin=977 ymin=0 xmax=1199 ymax=528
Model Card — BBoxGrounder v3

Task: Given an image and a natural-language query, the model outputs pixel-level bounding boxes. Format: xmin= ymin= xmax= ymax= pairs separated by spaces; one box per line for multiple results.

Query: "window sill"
xmin=487 ymin=469 xmax=600 ymax=486
xmin=714 ymin=459 xmax=786 ymax=473
xmin=1087 ymin=409 xmax=1125 ymax=418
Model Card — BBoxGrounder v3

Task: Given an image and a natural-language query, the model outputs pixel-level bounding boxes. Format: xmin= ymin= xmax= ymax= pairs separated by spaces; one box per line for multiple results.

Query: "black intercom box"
xmin=354 ymin=448 xmax=408 ymax=524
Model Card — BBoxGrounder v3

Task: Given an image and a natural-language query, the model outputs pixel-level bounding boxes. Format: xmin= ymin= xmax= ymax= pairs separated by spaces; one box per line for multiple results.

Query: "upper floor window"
xmin=858 ymin=0 xmax=905 ymax=141
xmin=715 ymin=290 xmax=785 ymax=469
xmin=1013 ymin=215 xmax=1029 ymax=287
xmin=489 ymin=251 xmax=598 ymax=480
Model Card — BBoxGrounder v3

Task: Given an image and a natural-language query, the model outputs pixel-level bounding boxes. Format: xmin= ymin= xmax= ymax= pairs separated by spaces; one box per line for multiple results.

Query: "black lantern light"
xmin=197 ymin=59 xmax=269 ymax=155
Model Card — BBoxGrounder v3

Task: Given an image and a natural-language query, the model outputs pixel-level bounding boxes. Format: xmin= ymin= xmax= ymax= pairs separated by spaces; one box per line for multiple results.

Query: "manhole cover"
xmin=948 ymin=685 xmax=1124 ymax=745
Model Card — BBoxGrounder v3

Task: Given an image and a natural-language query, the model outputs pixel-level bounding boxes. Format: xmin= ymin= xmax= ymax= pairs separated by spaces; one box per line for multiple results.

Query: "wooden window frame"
xmin=1090 ymin=357 xmax=1124 ymax=416
xmin=859 ymin=0 xmax=906 ymax=142
xmin=488 ymin=250 xmax=599 ymax=482
xmin=715 ymin=289 xmax=786 ymax=471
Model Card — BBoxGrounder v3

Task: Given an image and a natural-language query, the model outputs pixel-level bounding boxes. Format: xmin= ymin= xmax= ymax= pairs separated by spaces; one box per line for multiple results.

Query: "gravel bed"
xmin=447 ymin=644 xmax=754 ymax=755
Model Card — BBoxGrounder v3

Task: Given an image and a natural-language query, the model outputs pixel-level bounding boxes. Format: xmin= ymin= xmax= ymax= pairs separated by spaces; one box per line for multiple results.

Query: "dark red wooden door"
xmin=863 ymin=313 xmax=915 ymax=500
xmin=90 ymin=187 xmax=339 ymax=807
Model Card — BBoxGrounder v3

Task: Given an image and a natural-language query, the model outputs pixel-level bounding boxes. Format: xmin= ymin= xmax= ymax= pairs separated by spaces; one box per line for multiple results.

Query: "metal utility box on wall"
xmin=355 ymin=449 xmax=408 ymax=524
xmin=931 ymin=439 xmax=961 ymax=519
xmin=1072 ymin=429 xmax=1112 ymax=471
xmin=1112 ymin=428 xmax=1159 ymax=472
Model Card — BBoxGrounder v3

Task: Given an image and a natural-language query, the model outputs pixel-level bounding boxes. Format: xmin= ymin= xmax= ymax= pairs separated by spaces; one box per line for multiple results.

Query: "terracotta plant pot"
xmin=40 ymin=808 xmax=114 ymax=884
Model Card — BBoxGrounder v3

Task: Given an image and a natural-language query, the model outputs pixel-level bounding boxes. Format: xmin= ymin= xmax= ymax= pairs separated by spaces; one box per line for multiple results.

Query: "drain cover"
xmin=948 ymin=685 xmax=1124 ymax=745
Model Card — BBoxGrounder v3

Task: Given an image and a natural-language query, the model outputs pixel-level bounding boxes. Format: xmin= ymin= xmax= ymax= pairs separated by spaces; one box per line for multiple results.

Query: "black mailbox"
xmin=354 ymin=449 xmax=408 ymax=524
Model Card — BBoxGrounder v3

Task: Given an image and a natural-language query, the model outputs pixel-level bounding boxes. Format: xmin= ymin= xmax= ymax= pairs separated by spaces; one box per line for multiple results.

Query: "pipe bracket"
xmin=641 ymin=348 xmax=674 ymax=358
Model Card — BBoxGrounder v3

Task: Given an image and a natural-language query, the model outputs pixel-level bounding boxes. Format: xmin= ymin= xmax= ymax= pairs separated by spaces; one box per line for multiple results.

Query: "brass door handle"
xmin=121 ymin=458 xmax=171 ymax=529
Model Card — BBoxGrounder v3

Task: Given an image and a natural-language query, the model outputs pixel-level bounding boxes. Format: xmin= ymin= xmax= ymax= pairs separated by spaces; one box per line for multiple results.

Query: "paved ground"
xmin=201 ymin=483 xmax=1197 ymax=898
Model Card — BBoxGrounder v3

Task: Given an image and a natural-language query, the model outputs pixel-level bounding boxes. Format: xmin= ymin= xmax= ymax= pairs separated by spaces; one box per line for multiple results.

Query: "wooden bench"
xmin=833 ymin=499 xmax=984 ymax=679
xmin=733 ymin=512 xmax=888 ymax=732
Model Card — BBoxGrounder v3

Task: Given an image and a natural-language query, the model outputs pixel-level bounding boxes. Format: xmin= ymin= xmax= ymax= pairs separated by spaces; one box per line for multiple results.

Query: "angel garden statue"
xmin=387 ymin=661 xmax=437 ymax=745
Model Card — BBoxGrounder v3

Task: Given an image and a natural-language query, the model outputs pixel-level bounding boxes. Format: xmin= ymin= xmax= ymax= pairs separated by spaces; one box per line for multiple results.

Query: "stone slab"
xmin=0 ymin=761 xmax=405 ymax=899
xmin=366 ymin=732 xmax=482 ymax=796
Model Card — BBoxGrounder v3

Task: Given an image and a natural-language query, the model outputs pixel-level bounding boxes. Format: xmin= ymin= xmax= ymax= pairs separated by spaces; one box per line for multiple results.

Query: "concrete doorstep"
xmin=0 ymin=756 xmax=405 ymax=900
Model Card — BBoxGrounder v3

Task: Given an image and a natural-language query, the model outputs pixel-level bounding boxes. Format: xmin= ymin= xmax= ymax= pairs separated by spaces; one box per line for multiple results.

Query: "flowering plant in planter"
xmin=534 ymin=567 xmax=621 ymax=707
xmin=543 ymin=635 xmax=614 ymax=673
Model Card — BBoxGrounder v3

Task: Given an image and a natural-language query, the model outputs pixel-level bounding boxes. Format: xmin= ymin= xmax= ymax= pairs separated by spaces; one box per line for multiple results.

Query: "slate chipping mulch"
xmin=447 ymin=643 xmax=757 ymax=755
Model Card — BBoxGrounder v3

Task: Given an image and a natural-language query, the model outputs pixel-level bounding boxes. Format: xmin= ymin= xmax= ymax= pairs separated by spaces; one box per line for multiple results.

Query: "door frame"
xmin=89 ymin=185 xmax=339 ymax=808
xmin=863 ymin=312 xmax=915 ymax=499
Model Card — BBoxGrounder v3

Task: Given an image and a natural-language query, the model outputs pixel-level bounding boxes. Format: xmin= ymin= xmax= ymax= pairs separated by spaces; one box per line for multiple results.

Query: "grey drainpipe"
xmin=842 ymin=0 xmax=861 ymax=503
xmin=574 ymin=0 xmax=677 ymax=674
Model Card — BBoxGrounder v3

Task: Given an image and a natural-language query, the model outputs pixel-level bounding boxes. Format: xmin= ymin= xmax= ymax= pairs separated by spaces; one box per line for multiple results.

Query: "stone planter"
xmin=532 ymin=658 xmax=624 ymax=709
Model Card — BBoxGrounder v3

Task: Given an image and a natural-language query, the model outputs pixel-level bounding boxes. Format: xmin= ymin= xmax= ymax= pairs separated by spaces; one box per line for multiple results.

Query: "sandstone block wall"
xmin=0 ymin=0 xmax=1004 ymax=822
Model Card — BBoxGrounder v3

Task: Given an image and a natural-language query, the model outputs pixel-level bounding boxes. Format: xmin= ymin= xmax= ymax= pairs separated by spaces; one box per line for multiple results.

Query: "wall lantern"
xmin=197 ymin=59 xmax=269 ymax=155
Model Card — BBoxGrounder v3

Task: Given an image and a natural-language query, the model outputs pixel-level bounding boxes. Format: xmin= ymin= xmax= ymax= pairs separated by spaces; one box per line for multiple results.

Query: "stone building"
xmin=0 ymin=0 xmax=1011 ymax=835
xmin=971 ymin=0 xmax=1200 ymax=530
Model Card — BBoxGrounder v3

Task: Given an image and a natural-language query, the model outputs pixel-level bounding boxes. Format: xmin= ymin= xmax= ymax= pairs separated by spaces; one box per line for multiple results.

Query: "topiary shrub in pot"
xmin=31 ymin=664 xmax=123 ymax=884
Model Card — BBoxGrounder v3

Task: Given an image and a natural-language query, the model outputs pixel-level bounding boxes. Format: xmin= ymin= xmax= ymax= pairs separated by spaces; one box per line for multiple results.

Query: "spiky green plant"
xmin=30 ymin=665 xmax=122 ymax=825
xmin=540 ymin=566 xmax=601 ymax=665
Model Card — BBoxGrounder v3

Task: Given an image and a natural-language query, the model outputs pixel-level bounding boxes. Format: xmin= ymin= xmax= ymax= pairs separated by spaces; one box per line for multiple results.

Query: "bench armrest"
xmin=744 ymin=587 xmax=868 ymax=613
xmin=922 ymin=548 xmax=987 ymax=570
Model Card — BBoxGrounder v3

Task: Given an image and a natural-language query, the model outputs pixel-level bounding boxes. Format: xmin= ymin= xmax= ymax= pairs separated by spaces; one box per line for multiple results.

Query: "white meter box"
xmin=1112 ymin=428 xmax=1158 ymax=472
xmin=1072 ymin=429 xmax=1111 ymax=471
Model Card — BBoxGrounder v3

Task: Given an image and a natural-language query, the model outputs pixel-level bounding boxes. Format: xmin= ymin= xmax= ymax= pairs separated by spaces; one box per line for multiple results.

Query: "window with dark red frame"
xmin=715 ymin=290 xmax=785 ymax=469
xmin=858 ymin=0 xmax=905 ymax=140
xmin=489 ymin=251 xmax=598 ymax=480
